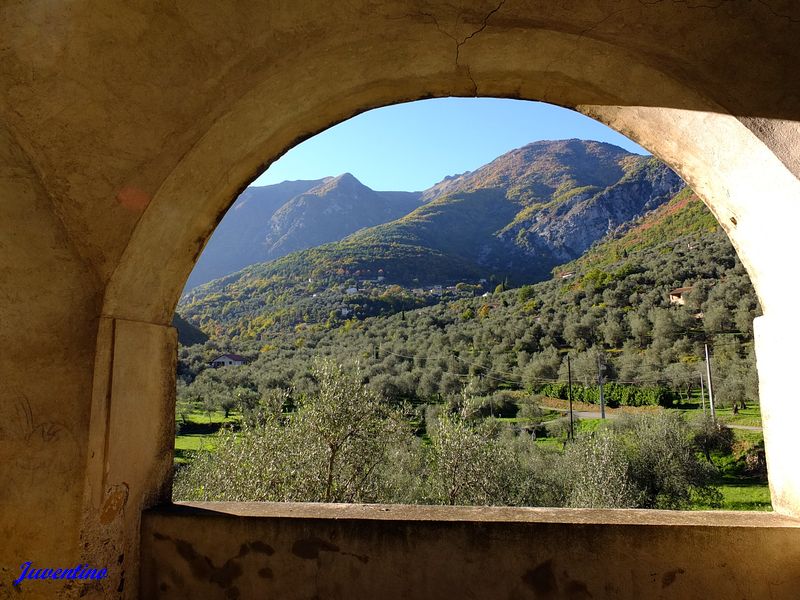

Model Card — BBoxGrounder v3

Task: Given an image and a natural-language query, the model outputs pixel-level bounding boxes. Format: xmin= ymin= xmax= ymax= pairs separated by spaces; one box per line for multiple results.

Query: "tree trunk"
xmin=325 ymin=446 xmax=338 ymax=503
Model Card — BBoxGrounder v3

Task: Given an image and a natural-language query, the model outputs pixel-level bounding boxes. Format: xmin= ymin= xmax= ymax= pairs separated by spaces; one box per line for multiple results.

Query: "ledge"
xmin=143 ymin=502 xmax=800 ymax=599
xmin=169 ymin=500 xmax=798 ymax=527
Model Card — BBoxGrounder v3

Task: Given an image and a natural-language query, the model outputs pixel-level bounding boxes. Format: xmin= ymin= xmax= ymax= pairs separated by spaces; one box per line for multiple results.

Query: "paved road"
xmin=545 ymin=406 xmax=762 ymax=431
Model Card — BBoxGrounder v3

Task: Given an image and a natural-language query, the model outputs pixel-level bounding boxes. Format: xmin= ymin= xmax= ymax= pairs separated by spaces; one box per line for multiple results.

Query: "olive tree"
xmin=563 ymin=430 xmax=640 ymax=508
xmin=174 ymin=360 xmax=412 ymax=503
xmin=424 ymin=411 xmax=519 ymax=506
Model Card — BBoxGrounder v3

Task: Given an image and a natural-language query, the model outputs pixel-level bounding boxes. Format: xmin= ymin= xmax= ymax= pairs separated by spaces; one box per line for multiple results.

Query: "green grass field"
xmin=710 ymin=428 xmax=771 ymax=510
xmin=713 ymin=483 xmax=772 ymax=511
xmin=673 ymin=399 xmax=762 ymax=428
xmin=711 ymin=405 xmax=762 ymax=428
xmin=174 ymin=409 xmax=238 ymax=464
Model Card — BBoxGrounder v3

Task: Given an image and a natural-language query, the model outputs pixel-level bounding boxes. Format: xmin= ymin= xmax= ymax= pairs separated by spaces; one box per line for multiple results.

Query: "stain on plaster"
xmin=152 ymin=533 xmax=275 ymax=593
xmin=523 ymin=560 xmax=558 ymax=596
xmin=173 ymin=537 xmax=243 ymax=587
xmin=565 ymin=578 xmax=593 ymax=599
xmin=662 ymin=567 xmax=685 ymax=588
xmin=522 ymin=560 xmax=594 ymax=598
xmin=258 ymin=566 xmax=273 ymax=579
xmin=249 ymin=540 xmax=274 ymax=555
xmin=100 ymin=483 xmax=129 ymax=524
xmin=116 ymin=186 xmax=152 ymax=212
xmin=291 ymin=536 xmax=369 ymax=564
xmin=292 ymin=537 xmax=340 ymax=559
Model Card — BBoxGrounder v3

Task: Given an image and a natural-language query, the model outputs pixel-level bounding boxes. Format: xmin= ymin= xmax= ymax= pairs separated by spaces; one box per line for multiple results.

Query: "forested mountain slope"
xmin=186 ymin=175 xmax=423 ymax=289
xmin=260 ymin=173 xmax=422 ymax=261
xmin=186 ymin=179 xmax=324 ymax=289
xmin=180 ymin=140 xmax=685 ymax=331
xmin=178 ymin=189 xmax=760 ymax=411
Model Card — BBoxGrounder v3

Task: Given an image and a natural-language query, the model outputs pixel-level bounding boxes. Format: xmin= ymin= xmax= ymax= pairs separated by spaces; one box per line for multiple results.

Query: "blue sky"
xmin=253 ymin=98 xmax=648 ymax=192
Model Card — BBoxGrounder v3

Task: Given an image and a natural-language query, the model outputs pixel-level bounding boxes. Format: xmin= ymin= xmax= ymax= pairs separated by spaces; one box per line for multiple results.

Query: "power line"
xmin=374 ymin=347 xmax=718 ymax=391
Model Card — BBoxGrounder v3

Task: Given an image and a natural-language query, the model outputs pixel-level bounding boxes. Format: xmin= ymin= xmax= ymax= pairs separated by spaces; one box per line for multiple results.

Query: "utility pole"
xmin=567 ymin=354 xmax=574 ymax=440
xmin=598 ymin=353 xmax=606 ymax=419
xmin=700 ymin=374 xmax=706 ymax=417
xmin=704 ymin=343 xmax=716 ymax=422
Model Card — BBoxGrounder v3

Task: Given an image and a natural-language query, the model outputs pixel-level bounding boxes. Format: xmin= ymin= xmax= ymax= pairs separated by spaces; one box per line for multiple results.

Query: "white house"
xmin=346 ymin=287 xmax=358 ymax=295
xmin=210 ymin=353 xmax=246 ymax=367
xmin=668 ymin=286 xmax=693 ymax=306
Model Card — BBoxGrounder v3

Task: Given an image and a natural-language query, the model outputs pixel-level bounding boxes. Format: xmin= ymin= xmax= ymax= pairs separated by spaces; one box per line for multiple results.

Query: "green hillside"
xmin=179 ymin=141 xmax=686 ymax=336
xmin=172 ymin=313 xmax=209 ymax=346
xmin=561 ymin=187 xmax=718 ymax=273
xmin=178 ymin=187 xmax=760 ymax=410
xmin=175 ymin=183 xmax=766 ymax=511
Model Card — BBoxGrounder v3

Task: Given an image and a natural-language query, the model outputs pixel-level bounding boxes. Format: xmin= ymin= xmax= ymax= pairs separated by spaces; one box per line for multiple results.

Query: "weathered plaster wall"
xmin=142 ymin=503 xmax=800 ymax=600
xmin=0 ymin=123 xmax=100 ymax=597
xmin=1 ymin=1 xmax=800 ymax=598
xmin=80 ymin=318 xmax=176 ymax=599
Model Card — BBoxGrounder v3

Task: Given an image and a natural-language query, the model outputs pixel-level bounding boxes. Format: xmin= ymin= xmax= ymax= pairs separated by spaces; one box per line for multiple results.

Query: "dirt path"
xmin=540 ymin=398 xmax=762 ymax=431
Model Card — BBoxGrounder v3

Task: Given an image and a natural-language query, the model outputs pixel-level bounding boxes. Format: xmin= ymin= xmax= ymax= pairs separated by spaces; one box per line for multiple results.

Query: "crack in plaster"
xmin=639 ymin=0 xmax=799 ymax=21
xmin=755 ymin=0 xmax=800 ymax=23
xmin=538 ymin=0 xmax=754 ymax=104
xmin=638 ymin=0 xmax=799 ymax=23
xmin=456 ymin=0 xmax=506 ymax=95
xmin=414 ymin=0 xmax=506 ymax=95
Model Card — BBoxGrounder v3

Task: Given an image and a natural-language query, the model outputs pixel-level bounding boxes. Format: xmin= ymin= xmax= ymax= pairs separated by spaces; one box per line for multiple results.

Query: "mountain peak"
xmin=312 ymin=172 xmax=368 ymax=195
xmin=186 ymin=138 xmax=675 ymax=294
xmin=420 ymin=138 xmax=639 ymax=204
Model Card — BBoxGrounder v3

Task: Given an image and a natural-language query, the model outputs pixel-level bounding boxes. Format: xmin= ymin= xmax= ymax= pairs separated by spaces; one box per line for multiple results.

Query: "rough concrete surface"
xmin=1 ymin=1 xmax=800 ymax=598
xmin=141 ymin=503 xmax=800 ymax=599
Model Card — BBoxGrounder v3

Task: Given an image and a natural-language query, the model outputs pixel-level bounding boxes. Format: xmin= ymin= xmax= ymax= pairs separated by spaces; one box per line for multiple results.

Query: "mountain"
xmin=497 ymin=155 xmax=683 ymax=265
xmin=260 ymin=173 xmax=422 ymax=259
xmin=172 ymin=313 xmax=209 ymax=345
xmin=212 ymin=140 xmax=684 ymax=287
xmin=186 ymin=179 xmax=324 ymax=289
xmin=178 ymin=140 xmax=689 ymax=339
xmin=177 ymin=185 xmax=760 ymax=416
xmin=560 ymin=186 xmax=719 ymax=274
xmin=186 ymin=175 xmax=423 ymax=290
xmin=420 ymin=138 xmax=638 ymax=203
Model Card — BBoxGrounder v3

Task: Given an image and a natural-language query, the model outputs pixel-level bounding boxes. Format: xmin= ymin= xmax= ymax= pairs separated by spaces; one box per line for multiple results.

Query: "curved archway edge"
xmin=98 ymin=15 xmax=800 ymax=547
xmin=3 ymin=4 xmax=800 ymax=597
xmin=99 ymin=32 xmax=800 ymax=526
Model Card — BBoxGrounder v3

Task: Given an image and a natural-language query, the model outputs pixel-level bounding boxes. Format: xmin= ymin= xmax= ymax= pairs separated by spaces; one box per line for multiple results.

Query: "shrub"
xmin=535 ymin=382 xmax=674 ymax=407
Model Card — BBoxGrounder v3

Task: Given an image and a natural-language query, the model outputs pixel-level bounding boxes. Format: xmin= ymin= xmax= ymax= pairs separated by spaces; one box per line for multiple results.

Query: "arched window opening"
xmin=171 ymin=98 xmax=767 ymax=511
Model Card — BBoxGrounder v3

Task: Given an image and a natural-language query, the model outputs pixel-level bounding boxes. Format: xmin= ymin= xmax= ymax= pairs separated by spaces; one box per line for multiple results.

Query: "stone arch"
xmin=97 ymin=23 xmax=800 ymax=525
xmin=104 ymin=23 xmax=799 ymax=324
xmin=3 ymin=3 xmax=798 ymax=597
